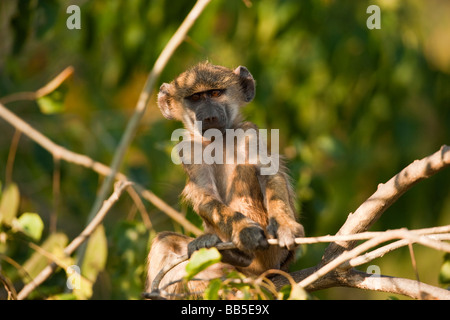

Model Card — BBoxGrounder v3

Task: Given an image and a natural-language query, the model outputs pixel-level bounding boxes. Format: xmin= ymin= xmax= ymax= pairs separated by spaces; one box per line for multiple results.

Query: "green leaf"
xmin=36 ymin=87 xmax=67 ymax=114
xmin=184 ymin=247 xmax=221 ymax=281
xmin=439 ymin=253 xmax=450 ymax=284
xmin=278 ymin=284 xmax=292 ymax=300
xmin=110 ymin=221 xmax=148 ymax=299
xmin=23 ymin=233 xmax=69 ymax=280
xmin=81 ymin=225 xmax=108 ymax=282
xmin=0 ymin=183 xmax=20 ymax=226
xmin=72 ymin=225 xmax=107 ymax=299
xmin=204 ymin=278 xmax=222 ymax=300
xmin=15 ymin=213 xmax=44 ymax=241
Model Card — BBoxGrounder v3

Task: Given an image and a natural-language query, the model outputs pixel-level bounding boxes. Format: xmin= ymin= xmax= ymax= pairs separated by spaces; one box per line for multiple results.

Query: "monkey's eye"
xmin=188 ymin=93 xmax=201 ymax=102
xmin=210 ymin=90 xmax=223 ymax=98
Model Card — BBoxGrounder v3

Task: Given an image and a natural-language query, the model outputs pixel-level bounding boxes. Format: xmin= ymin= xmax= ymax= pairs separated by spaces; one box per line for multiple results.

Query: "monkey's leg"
xmin=147 ymin=231 xmax=235 ymax=299
xmin=146 ymin=232 xmax=192 ymax=297
xmin=265 ymin=173 xmax=305 ymax=250
xmin=188 ymin=233 xmax=253 ymax=267
xmin=183 ymin=181 xmax=269 ymax=253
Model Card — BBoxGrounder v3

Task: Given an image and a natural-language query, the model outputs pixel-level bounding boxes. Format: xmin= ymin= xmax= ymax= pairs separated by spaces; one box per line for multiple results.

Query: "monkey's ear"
xmin=157 ymin=83 xmax=175 ymax=120
xmin=234 ymin=66 xmax=256 ymax=103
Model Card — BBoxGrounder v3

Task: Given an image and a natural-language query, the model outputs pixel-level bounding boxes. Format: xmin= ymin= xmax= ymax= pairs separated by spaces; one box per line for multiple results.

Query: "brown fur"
xmin=147 ymin=62 xmax=304 ymax=298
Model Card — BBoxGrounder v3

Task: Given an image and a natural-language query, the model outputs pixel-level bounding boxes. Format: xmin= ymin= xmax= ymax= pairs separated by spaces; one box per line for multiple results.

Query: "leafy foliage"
xmin=180 ymin=248 xmax=308 ymax=300
xmin=184 ymin=247 xmax=221 ymax=282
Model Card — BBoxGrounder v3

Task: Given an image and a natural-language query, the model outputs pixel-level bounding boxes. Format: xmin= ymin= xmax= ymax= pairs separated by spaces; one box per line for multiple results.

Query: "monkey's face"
xmin=184 ymin=88 xmax=230 ymax=134
xmin=157 ymin=62 xmax=255 ymax=136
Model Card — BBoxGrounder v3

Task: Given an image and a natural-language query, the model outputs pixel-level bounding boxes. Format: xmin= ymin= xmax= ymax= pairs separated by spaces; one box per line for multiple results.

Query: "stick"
xmin=0 ymin=66 xmax=74 ymax=104
xmin=341 ymin=269 xmax=450 ymax=300
xmin=148 ymin=226 xmax=450 ymax=297
xmin=297 ymin=229 xmax=450 ymax=289
xmin=0 ymin=101 xmax=201 ymax=235
xmin=16 ymin=181 xmax=131 ymax=300
xmin=78 ymin=0 xmax=212 ymax=264
xmin=323 ymin=145 xmax=450 ymax=261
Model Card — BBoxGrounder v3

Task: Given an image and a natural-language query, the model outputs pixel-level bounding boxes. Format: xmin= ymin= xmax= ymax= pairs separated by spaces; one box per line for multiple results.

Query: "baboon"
xmin=146 ymin=62 xmax=304 ymax=298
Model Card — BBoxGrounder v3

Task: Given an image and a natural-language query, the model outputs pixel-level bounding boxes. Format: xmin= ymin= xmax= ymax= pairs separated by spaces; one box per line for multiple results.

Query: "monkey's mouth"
xmin=199 ymin=114 xmax=226 ymax=135
xmin=201 ymin=123 xmax=225 ymax=135
xmin=196 ymin=107 xmax=227 ymax=135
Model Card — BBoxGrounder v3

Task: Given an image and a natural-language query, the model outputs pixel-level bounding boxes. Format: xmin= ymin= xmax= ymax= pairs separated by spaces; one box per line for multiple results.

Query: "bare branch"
xmin=0 ymin=270 xmax=17 ymax=300
xmin=297 ymin=229 xmax=450 ymax=290
xmin=147 ymin=226 xmax=450 ymax=298
xmin=0 ymin=66 xmax=74 ymax=104
xmin=339 ymin=270 xmax=450 ymax=300
xmin=16 ymin=181 xmax=131 ymax=300
xmin=50 ymin=155 xmax=61 ymax=233
xmin=0 ymin=100 xmax=202 ymax=235
xmin=323 ymin=145 xmax=450 ymax=262
xmin=4 ymin=1 xmax=212 ymax=300
xmin=78 ymin=0 xmax=212 ymax=265
xmin=5 ymin=129 xmax=21 ymax=186
xmin=126 ymin=185 xmax=153 ymax=229
xmin=346 ymin=234 xmax=450 ymax=269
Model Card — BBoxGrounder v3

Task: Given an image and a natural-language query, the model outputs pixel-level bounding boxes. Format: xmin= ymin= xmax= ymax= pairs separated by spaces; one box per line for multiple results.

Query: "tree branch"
xmin=0 ymin=270 xmax=17 ymax=300
xmin=0 ymin=100 xmax=202 ymax=235
xmin=147 ymin=226 xmax=450 ymax=299
xmin=0 ymin=66 xmax=74 ymax=105
xmin=80 ymin=0 xmax=212 ymax=254
xmin=296 ymin=229 xmax=450 ymax=290
xmin=16 ymin=181 xmax=131 ymax=300
xmin=345 ymin=234 xmax=450 ymax=269
xmin=323 ymin=145 xmax=450 ymax=263
xmin=339 ymin=270 xmax=450 ymax=300
xmin=2 ymin=0 xmax=212 ymax=300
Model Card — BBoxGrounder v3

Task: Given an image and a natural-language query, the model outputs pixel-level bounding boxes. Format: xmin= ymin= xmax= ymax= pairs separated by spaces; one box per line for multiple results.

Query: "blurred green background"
xmin=0 ymin=0 xmax=449 ymax=299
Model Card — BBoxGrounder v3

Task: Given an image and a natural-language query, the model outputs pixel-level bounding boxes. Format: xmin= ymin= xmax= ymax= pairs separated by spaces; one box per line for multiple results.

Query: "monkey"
xmin=146 ymin=62 xmax=304 ymax=298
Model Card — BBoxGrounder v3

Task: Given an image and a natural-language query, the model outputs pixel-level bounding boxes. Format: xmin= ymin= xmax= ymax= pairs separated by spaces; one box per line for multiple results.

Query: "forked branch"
xmin=323 ymin=145 xmax=450 ymax=262
xmin=147 ymin=224 xmax=450 ymax=300
xmin=146 ymin=146 xmax=450 ymax=300
xmin=16 ymin=181 xmax=132 ymax=300
xmin=1 ymin=0 xmax=212 ymax=300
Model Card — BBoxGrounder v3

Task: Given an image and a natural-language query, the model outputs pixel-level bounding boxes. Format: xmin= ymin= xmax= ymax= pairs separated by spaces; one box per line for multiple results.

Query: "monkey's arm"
xmin=264 ymin=172 xmax=305 ymax=250
xmin=182 ymin=180 xmax=269 ymax=252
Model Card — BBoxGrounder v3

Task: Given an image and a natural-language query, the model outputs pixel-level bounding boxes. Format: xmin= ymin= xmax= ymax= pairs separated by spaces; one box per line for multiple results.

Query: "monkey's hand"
xmin=188 ymin=233 xmax=253 ymax=267
xmin=231 ymin=214 xmax=270 ymax=253
xmin=267 ymin=217 xmax=304 ymax=250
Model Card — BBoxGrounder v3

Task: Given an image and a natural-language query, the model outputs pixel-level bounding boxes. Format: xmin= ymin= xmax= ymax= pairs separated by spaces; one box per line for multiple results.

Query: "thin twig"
xmin=5 ymin=129 xmax=21 ymax=186
xmin=79 ymin=0 xmax=212 ymax=266
xmin=341 ymin=269 xmax=450 ymax=300
xmin=407 ymin=242 xmax=423 ymax=299
xmin=323 ymin=145 xmax=450 ymax=261
xmin=0 ymin=66 xmax=74 ymax=104
xmin=0 ymin=270 xmax=17 ymax=300
xmin=297 ymin=228 xmax=450 ymax=289
xmin=0 ymin=254 xmax=36 ymax=289
xmin=65 ymin=181 xmax=132 ymax=256
xmin=50 ymin=155 xmax=61 ymax=233
xmin=345 ymin=234 xmax=450 ymax=268
xmin=16 ymin=181 xmax=131 ymax=300
xmin=126 ymin=185 xmax=153 ymax=229
xmin=0 ymin=101 xmax=201 ymax=235
xmin=148 ymin=226 xmax=450 ymax=297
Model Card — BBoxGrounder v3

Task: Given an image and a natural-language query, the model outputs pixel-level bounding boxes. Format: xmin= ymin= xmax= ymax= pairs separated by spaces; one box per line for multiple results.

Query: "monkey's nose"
xmin=203 ymin=116 xmax=221 ymax=130
xmin=203 ymin=116 xmax=219 ymax=124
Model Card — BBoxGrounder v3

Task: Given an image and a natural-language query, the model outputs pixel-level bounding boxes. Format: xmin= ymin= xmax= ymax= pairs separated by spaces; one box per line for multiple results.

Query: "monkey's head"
xmin=157 ymin=62 xmax=255 ymax=135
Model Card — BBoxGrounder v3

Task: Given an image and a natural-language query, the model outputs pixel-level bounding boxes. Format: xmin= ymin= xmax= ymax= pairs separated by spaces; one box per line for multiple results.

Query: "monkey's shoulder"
xmin=237 ymin=121 xmax=259 ymax=131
